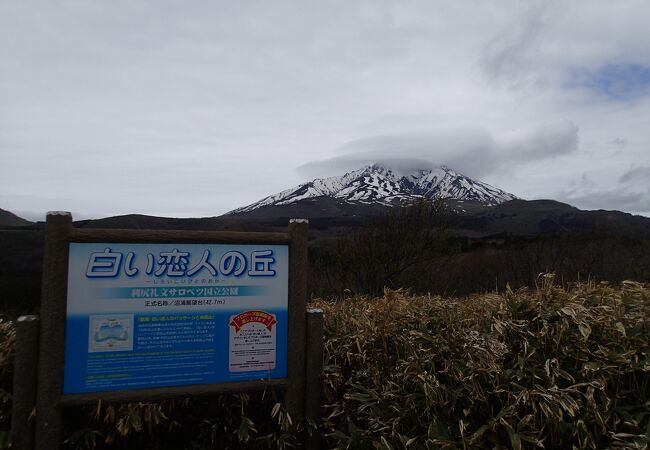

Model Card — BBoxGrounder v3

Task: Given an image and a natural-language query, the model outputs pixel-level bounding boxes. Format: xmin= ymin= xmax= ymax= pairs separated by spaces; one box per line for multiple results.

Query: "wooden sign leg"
xmin=11 ymin=315 xmax=40 ymax=450
xmin=285 ymin=219 xmax=309 ymax=426
xmin=35 ymin=212 xmax=72 ymax=450
xmin=305 ymin=309 xmax=324 ymax=450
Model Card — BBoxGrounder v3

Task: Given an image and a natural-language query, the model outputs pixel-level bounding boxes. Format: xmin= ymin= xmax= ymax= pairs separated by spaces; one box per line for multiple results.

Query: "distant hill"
xmin=62 ymin=198 xmax=650 ymax=239
xmin=457 ymin=199 xmax=650 ymax=237
xmin=77 ymin=214 xmax=271 ymax=232
xmin=0 ymin=209 xmax=32 ymax=228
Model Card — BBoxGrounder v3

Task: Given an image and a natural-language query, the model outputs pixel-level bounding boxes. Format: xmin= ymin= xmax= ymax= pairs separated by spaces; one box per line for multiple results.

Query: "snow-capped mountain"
xmin=232 ymin=164 xmax=518 ymax=214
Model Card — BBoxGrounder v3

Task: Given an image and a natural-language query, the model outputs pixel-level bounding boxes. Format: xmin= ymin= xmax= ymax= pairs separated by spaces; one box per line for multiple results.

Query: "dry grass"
xmin=317 ymin=277 xmax=649 ymax=449
xmin=0 ymin=318 xmax=15 ymax=448
xmin=0 ymin=278 xmax=648 ymax=449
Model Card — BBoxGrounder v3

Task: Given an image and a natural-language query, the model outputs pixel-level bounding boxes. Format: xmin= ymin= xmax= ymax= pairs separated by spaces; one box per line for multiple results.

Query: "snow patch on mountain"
xmin=231 ymin=164 xmax=518 ymax=214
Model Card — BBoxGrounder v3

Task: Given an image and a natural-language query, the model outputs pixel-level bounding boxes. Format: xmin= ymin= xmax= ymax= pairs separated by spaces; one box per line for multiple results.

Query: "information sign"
xmin=64 ymin=243 xmax=288 ymax=394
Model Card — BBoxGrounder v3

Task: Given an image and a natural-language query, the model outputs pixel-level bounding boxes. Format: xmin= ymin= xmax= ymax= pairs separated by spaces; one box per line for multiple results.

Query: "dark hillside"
xmin=78 ymin=214 xmax=264 ymax=231
xmin=0 ymin=209 xmax=32 ymax=228
xmin=1 ymin=201 xmax=650 ymax=315
xmin=457 ymin=199 xmax=650 ymax=236
xmin=0 ymin=229 xmax=43 ymax=315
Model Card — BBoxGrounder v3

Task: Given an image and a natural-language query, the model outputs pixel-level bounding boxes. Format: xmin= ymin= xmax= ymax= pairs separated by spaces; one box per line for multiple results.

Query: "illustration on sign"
xmin=88 ymin=314 xmax=134 ymax=352
xmin=64 ymin=243 xmax=289 ymax=394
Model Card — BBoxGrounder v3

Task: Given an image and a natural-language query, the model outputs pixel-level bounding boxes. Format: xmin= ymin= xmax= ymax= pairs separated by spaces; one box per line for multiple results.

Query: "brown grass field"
xmin=0 ymin=276 xmax=648 ymax=449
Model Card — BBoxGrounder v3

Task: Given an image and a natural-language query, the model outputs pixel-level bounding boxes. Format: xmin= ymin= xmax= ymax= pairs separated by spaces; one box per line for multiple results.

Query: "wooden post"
xmin=35 ymin=212 xmax=72 ymax=450
xmin=285 ymin=219 xmax=309 ymax=422
xmin=11 ymin=315 xmax=40 ymax=450
xmin=305 ymin=308 xmax=324 ymax=450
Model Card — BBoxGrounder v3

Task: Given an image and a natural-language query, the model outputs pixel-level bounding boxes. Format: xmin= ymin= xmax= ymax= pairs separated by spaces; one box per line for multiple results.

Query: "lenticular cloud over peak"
xmin=298 ymin=120 xmax=579 ymax=181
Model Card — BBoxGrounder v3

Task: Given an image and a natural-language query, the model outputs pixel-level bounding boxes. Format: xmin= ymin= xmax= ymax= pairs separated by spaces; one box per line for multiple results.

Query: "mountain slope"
xmin=0 ymin=208 xmax=33 ymax=228
xmin=231 ymin=164 xmax=517 ymax=214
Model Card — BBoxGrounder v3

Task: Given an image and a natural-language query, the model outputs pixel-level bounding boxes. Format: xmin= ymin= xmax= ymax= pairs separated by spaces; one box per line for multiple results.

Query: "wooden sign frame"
xmin=34 ymin=212 xmax=308 ymax=449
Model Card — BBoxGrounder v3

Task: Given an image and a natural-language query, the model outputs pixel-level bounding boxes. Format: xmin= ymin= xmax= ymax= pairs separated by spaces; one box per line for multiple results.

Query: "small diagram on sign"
xmin=229 ymin=310 xmax=277 ymax=373
xmin=88 ymin=314 xmax=134 ymax=353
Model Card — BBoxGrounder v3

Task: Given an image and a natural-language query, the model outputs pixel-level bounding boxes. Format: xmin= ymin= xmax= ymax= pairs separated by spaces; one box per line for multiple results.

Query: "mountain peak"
xmin=231 ymin=163 xmax=518 ymax=214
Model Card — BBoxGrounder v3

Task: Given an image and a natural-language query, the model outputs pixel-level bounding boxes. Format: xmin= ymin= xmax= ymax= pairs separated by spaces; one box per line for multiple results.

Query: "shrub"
xmin=0 ymin=319 xmax=15 ymax=448
xmin=311 ymin=199 xmax=456 ymax=296
xmin=317 ymin=279 xmax=649 ymax=449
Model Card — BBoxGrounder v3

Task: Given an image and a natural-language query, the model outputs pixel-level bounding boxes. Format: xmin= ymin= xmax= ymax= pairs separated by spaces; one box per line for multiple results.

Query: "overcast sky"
xmin=1 ymin=0 xmax=650 ymax=221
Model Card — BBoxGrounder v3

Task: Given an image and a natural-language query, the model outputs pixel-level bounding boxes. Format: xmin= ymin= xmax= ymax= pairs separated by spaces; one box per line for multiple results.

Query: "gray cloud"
xmin=619 ymin=165 xmax=650 ymax=184
xmin=481 ymin=1 xmax=548 ymax=91
xmin=559 ymin=187 xmax=650 ymax=214
xmin=559 ymin=165 xmax=650 ymax=214
xmin=298 ymin=120 xmax=578 ymax=180
xmin=497 ymin=119 xmax=579 ymax=161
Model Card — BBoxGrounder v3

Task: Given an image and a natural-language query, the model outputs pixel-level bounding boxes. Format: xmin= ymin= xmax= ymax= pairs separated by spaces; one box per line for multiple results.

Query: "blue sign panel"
xmin=64 ymin=243 xmax=289 ymax=394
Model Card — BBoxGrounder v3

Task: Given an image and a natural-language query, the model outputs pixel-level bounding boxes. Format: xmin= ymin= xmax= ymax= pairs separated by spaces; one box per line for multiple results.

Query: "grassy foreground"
xmin=318 ymin=278 xmax=649 ymax=449
xmin=0 ymin=278 xmax=648 ymax=449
